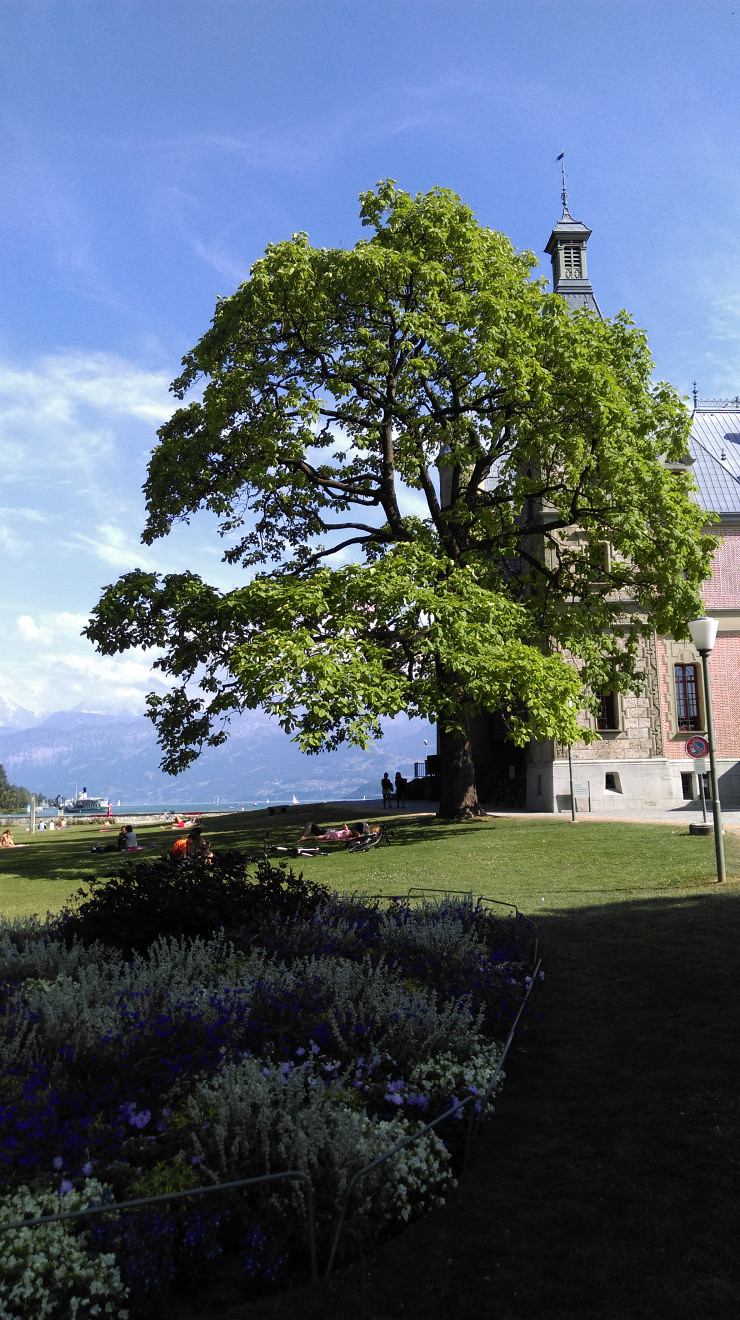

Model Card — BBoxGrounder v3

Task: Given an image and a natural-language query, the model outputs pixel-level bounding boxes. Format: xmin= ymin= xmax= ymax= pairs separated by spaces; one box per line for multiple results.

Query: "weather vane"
xmin=557 ymin=151 xmax=569 ymax=211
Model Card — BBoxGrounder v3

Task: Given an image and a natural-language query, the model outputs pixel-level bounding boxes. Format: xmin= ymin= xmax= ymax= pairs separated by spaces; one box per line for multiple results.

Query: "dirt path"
xmin=201 ymin=887 xmax=740 ymax=1320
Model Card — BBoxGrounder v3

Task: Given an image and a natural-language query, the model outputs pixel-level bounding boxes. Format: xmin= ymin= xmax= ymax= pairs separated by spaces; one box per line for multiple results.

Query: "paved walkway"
xmin=339 ymin=797 xmax=740 ymax=828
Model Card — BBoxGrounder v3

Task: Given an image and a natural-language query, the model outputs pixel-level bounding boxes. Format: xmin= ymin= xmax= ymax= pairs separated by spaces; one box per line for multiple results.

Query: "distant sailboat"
xmin=292 ymin=794 xmax=299 ymax=805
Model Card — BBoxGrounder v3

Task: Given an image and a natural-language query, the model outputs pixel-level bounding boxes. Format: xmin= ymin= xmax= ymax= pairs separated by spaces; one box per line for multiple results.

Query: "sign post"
xmin=686 ymin=736 xmax=710 ymax=824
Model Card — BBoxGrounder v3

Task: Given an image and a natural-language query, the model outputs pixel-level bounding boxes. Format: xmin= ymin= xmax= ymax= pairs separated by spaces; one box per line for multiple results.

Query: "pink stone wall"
xmin=702 ymin=528 xmax=740 ymax=608
xmin=659 ymin=633 xmax=740 ymax=760
xmin=701 ymin=633 xmax=740 ymax=759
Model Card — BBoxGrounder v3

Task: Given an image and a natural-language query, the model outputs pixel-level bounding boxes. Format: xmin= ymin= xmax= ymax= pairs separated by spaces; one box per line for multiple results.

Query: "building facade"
xmin=519 ymin=209 xmax=740 ymax=814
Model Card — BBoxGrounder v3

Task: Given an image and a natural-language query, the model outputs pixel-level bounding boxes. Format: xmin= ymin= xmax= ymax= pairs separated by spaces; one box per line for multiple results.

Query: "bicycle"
xmin=346 ymin=825 xmax=394 ymax=852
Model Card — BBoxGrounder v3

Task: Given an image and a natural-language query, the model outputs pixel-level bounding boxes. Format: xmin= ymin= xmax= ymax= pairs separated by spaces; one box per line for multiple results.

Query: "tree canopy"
xmin=85 ymin=181 xmax=715 ymax=815
xmin=0 ymin=764 xmax=31 ymax=813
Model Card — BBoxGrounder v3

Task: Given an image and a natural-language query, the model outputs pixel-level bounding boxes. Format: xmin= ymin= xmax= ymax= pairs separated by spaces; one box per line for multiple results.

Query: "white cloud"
xmin=70 ymin=523 xmax=153 ymax=573
xmin=0 ymin=349 xmax=175 ymax=573
xmin=16 ymin=614 xmax=44 ymax=641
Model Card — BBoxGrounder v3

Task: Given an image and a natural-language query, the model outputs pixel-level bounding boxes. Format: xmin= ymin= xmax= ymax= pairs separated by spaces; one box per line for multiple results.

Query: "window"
xmin=681 ymin=772 xmax=695 ymax=801
xmin=674 ymin=664 xmax=701 ymax=731
xmin=590 ymin=540 xmax=611 ymax=583
xmin=597 ymin=691 xmax=619 ymax=731
xmin=562 ymin=245 xmax=582 ymax=279
xmin=605 ymin=772 xmax=622 ymax=793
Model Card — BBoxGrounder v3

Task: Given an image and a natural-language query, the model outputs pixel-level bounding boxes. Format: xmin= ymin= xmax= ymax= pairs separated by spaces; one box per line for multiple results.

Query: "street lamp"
xmin=687 ymin=616 xmax=726 ymax=883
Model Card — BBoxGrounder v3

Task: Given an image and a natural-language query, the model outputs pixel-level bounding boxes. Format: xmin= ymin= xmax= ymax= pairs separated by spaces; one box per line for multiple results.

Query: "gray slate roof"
xmin=689 ymin=404 xmax=740 ymax=518
xmin=556 ymin=286 xmax=602 ymax=314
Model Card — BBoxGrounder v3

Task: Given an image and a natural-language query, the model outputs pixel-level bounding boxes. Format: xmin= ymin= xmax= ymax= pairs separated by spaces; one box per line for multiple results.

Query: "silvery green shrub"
xmin=0 ymin=1181 xmax=128 ymax=1319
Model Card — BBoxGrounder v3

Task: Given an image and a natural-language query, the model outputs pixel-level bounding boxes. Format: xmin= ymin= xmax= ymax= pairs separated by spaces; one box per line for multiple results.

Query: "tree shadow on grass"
xmin=217 ymin=887 xmax=740 ymax=1320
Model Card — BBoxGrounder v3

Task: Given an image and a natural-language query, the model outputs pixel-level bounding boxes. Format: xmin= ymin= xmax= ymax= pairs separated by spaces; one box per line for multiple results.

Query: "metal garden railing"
xmin=324 ymin=951 xmax=543 ymax=1277
xmin=0 ymin=1168 xmax=318 ymax=1285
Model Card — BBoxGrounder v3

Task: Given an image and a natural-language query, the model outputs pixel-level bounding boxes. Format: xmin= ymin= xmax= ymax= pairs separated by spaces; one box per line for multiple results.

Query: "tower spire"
xmin=545 ymin=163 xmax=601 ymax=316
xmin=557 ymin=151 xmax=569 ymax=214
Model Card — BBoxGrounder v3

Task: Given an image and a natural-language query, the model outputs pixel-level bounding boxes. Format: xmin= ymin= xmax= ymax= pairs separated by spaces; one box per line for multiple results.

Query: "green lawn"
xmin=2 ymin=806 xmax=738 ymax=1320
xmin=1 ymin=806 xmax=737 ymax=921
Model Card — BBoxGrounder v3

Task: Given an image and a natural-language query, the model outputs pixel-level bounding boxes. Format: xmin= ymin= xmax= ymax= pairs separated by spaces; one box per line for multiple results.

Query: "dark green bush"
xmin=58 ymin=852 xmax=330 ymax=955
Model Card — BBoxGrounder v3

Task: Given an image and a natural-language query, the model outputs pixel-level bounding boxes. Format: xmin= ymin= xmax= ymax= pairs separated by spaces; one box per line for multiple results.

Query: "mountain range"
xmin=0 ymin=699 xmax=432 ymax=805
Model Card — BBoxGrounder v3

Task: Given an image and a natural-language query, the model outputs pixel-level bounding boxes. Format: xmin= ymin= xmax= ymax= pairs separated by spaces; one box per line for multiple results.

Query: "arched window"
xmin=674 ymin=663 xmax=700 ymax=731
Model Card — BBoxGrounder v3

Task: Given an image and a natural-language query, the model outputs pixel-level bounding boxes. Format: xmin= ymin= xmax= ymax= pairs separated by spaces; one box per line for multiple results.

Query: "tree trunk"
xmin=436 ymin=721 xmax=484 ymax=819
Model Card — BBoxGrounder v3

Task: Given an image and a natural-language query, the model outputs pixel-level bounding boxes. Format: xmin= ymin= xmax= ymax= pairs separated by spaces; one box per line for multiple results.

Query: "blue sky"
xmin=1 ymin=0 xmax=739 ymax=716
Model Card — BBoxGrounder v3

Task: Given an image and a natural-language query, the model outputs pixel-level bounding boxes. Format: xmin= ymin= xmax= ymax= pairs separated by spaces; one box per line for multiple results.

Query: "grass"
xmin=3 ymin=805 xmax=738 ymax=1319
xmin=1 ymin=805 xmax=738 ymax=921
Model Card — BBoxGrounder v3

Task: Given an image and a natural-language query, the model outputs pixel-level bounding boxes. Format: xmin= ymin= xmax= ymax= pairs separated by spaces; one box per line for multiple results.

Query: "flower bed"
xmin=0 ymin=859 xmax=537 ymax=1317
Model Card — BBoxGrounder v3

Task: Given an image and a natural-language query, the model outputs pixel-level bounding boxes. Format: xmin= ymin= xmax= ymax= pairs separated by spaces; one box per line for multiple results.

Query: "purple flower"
xmin=59 ymin=1180 xmax=74 ymax=1195
xmin=406 ymin=1092 xmax=429 ymax=1110
xmin=81 ymin=1162 xmax=93 ymax=1177
xmin=131 ymin=1109 xmax=151 ymax=1129
xmin=53 ymin=1156 xmax=64 ymax=1171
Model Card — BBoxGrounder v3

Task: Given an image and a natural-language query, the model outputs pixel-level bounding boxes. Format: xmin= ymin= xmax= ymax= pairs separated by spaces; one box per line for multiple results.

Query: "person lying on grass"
xmin=298 ymin=821 xmax=381 ymax=843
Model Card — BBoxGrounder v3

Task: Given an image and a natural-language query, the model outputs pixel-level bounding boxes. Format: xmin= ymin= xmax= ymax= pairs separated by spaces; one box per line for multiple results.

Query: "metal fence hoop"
xmin=325 ymin=1094 xmax=477 ymax=1279
xmin=0 ymin=1167 xmax=318 ymax=1285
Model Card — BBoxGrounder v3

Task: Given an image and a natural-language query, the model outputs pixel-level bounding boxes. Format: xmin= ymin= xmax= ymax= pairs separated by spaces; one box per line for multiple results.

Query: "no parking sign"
xmin=686 ymin=735 xmax=710 ymax=759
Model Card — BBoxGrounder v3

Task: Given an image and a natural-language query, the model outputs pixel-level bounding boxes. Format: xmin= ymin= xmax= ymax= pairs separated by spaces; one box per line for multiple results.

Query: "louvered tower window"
xmin=562 ymin=245 xmax=582 ymax=279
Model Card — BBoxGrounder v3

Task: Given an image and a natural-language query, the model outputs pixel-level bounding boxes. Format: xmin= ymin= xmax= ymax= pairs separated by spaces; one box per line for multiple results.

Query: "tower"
xmin=544 ymin=172 xmax=601 ymax=315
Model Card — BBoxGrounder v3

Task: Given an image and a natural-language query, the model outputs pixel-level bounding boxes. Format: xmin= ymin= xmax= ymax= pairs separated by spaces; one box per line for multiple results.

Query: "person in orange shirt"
xmin=186 ymin=828 xmax=213 ymax=864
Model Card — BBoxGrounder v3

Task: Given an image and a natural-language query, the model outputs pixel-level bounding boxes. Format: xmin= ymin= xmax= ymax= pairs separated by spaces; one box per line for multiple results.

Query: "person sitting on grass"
xmin=122 ymin=824 xmax=139 ymax=849
xmin=0 ymin=829 xmax=26 ymax=847
xmin=186 ymin=827 xmax=213 ymax=864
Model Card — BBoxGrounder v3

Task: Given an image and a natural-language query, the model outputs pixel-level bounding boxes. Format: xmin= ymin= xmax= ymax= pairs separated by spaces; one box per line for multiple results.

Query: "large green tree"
xmin=85 ymin=182 xmax=714 ymax=816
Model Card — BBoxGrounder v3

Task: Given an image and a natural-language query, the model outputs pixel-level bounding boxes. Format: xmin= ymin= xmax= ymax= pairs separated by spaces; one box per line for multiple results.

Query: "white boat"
xmin=62 ymin=789 xmax=112 ymax=816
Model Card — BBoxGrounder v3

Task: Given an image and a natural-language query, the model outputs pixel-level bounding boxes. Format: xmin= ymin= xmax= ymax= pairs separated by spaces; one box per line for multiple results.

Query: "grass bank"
xmin=1 ymin=807 xmax=738 ymax=1318
xmin=1 ymin=806 xmax=738 ymax=920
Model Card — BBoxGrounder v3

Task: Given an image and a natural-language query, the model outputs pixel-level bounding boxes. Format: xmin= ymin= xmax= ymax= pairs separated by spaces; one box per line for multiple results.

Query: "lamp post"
xmin=688 ymin=616 xmax=726 ymax=883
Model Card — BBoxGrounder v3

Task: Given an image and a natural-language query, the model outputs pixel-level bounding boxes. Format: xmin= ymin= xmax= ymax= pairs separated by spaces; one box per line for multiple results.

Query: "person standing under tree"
xmin=394 ymin=772 xmax=407 ymax=809
xmin=381 ymin=773 xmax=393 ymax=809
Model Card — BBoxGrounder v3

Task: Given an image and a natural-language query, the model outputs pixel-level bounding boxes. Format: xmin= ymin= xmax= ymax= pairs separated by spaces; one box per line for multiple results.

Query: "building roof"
xmin=689 ymin=402 xmax=740 ymax=518
xmin=543 ymin=203 xmax=593 ymax=248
